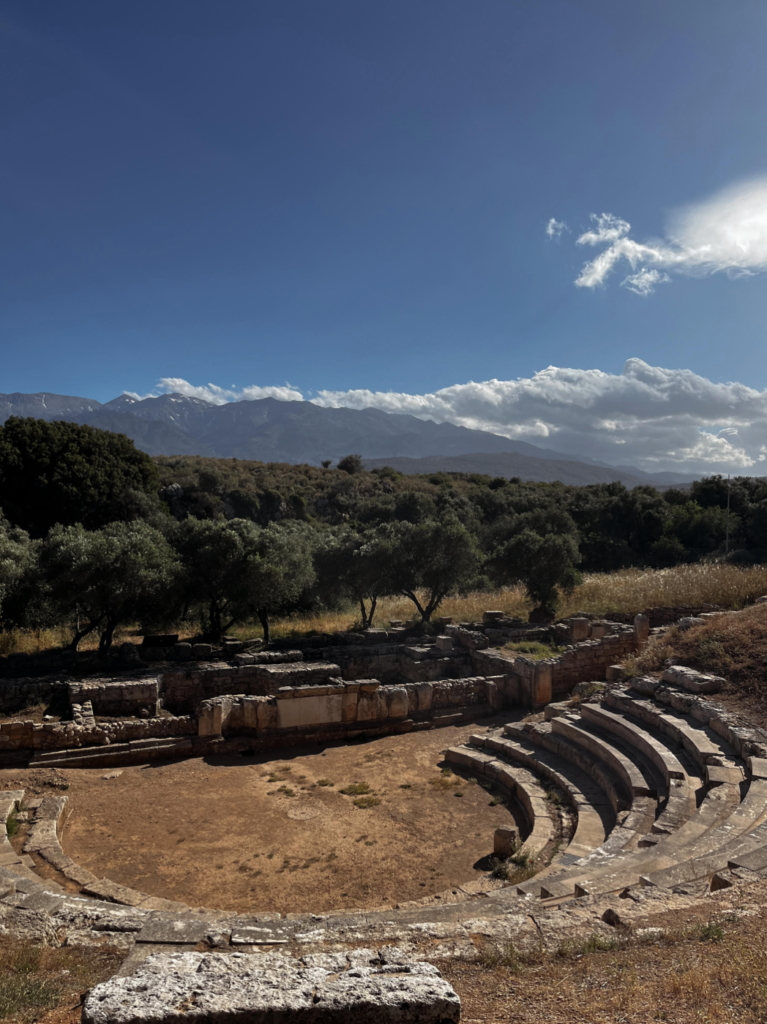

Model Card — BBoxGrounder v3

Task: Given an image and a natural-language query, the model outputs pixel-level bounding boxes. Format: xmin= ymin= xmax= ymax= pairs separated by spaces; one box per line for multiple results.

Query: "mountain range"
xmin=0 ymin=391 xmax=699 ymax=488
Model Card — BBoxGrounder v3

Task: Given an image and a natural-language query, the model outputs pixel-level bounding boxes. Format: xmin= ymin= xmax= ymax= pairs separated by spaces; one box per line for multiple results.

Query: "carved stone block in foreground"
xmin=82 ymin=949 xmax=461 ymax=1024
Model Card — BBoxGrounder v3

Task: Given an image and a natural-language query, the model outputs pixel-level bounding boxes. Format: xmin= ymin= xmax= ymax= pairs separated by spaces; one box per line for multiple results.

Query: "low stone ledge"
xmin=82 ymin=949 xmax=461 ymax=1024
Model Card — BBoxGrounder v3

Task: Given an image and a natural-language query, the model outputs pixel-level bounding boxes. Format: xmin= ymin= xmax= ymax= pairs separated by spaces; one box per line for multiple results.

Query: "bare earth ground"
xmin=2 ymin=718 xmax=525 ymax=915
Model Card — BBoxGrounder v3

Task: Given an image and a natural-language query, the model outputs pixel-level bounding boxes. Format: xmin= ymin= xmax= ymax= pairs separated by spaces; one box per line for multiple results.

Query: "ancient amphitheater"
xmin=2 ymin=607 xmax=767 ymax=1022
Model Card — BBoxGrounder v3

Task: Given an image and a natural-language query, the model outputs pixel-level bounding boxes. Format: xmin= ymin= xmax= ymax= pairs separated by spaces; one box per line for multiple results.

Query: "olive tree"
xmin=314 ymin=526 xmax=392 ymax=629
xmin=249 ymin=521 xmax=318 ymax=644
xmin=380 ymin=518 xmax=480 ymax=624
xmin=171 ymin=518 xmax=263 ymax=642
xmin=0 ymin=512 xmax=35 ymax=625
xmin=40 ymin=521 xmax=179 ymax=649
xmin=490 ymin=528 xmax=581 ymax=621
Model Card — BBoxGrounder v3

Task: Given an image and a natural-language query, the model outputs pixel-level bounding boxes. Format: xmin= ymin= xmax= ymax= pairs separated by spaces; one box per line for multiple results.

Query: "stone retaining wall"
xmin=68 ymin=679 xmax=160 ymax=717
xmin=0 ymin=713 xmax=196 ymax=755
xmin=602 ymin=604 xmax=722 ymax=627
xmin=0 ymin=677 xmax=67 ymax=716
xmin=160 ymin=661 xmax=342 ymax=714
xmin=472 ymin=622 xmax=639 ymax=706
xmin=318 ymin=643 xmax=472 ymax=683
xmin=197 ymin=676 xmax=496 ymax=742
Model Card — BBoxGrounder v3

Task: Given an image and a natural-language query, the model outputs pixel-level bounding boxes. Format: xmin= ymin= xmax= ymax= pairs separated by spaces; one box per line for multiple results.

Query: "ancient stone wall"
xmin=68 ymin=679 xmax=160 ymax=717
xmin=601 ymin=605 xmax=722 ymax=627
xmin=197 ymin=676 xmax=492 ymax=743
xmin=0 ymin=677 xmax=67 ymax=716
xmin=317 ymin=643 xmax=472 ymax=683
xmin=472 ymin=622 xmax=638 ymax=706
xmin=0 ymin=713 xmax=196 ymax=754
xmin=160 ymin=662 xmax=342 ymax=714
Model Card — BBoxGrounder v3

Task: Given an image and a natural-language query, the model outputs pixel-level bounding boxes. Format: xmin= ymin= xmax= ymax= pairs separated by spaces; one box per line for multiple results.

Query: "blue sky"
xmin=2 ymin=1 xmax=767 ymax=471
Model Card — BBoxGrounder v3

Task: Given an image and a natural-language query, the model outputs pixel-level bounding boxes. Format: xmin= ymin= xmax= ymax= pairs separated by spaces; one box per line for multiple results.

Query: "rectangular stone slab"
xmin=82 ymin=950 xmax=461 ymax=1024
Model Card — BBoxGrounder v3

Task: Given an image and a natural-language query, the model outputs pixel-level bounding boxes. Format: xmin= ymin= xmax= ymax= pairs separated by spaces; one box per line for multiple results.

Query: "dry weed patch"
xmin=637 ymin=602 xmax=767 ymax=722
xmin=443 ymin=914 xmax=767 ymax=1023
xmin=0 ymin=938 xmax=122 ymax=1024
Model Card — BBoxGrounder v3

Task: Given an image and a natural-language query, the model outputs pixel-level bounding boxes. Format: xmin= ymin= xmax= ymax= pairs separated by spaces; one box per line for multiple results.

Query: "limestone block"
xmin=198 ymin=703 xmax=223 ymax=738
xmin=634 ymin=613 xmax=650 ymax=643
xmin=531 ymin=662 xmax=552 ymax=706
xmin=242 ymin=698 xmax=259 ymax=729
xmin=357 ymin=689 xmax=385 ymax=721
xmin=256 ymin=698 xmax=278 ymax=730
xmin=494 ymin=827 xmax=518 ymax=858
xmin=678 ymin=616 xmax=705 ymax=631
xmin=415 ymin=682 xmax=433 ymax=712
xmin=435 ymin=635 xmax=453 ymax=651
xmin=590 ymin=623 xmax=607 ymax=639
xmin=277 ymin=696 xmax=304 ymax=729
xmin=192 ymin=644 xmax=214 ymax=659
xmin=341 ymin=689 xmax=358 ymax=723
xmin=82 ymin=950 xmax=461 ymax=1024
xmin=277 ymin=693 xmax=344 ymax=729
xmin=385 ymin=686 xmax=408 ymax=719
xmin=486 ymin=681 xmax=502 ymax=711
xmin=568 ymin=617 xmax=590 ymax=642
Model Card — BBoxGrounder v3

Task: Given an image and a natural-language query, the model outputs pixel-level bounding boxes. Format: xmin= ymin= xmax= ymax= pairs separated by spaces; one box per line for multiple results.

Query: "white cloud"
xmin=143 ymin=378 xmax=304 ymax=405
xmin=545 ymin=217 xmax=568 ymax=239
xmin=134 ymin=360 xmax=767 ymax=475
xmin=573 ymin=177 xmax=767 ymax=293
xmin=622 ymin=268 xmax=671 ymax=296
xmin=309 ymin=359 xmax=767 ymax=474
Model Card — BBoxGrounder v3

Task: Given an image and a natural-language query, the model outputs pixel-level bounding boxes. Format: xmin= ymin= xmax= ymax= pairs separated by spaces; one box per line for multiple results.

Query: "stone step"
xmin=580 ymin=703 xmax=689 ymax=786
xmin=502 ymin=721 xmax=630 ymax=814
xmin=470 ymin=732 xmax=613 ymax=867
xmin=28 ymin=737 xmax=193 ymax=770
xmin=519 ymin=773 xmax=750 ymax=901
xmin=444 ymin=745 xmax=554 ymax=859
xmin=549 ymin=716 xmax=660 ymax=798
xmin=604 ymin=689 xmax=737 ymax=770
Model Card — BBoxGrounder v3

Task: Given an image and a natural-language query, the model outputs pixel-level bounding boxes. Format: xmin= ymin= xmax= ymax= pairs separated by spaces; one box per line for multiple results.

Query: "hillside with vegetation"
xmin=1 ymin=417 xmax=766 ymax=652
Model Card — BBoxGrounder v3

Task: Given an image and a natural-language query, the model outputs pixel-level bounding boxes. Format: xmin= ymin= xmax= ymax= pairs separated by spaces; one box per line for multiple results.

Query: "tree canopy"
xmin=0 ymin=418 xmax=159 ymax=537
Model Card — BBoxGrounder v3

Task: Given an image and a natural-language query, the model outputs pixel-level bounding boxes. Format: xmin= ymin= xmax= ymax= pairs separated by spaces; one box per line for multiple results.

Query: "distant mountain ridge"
xmin=0 ymin=390 xmax=699 ymax=488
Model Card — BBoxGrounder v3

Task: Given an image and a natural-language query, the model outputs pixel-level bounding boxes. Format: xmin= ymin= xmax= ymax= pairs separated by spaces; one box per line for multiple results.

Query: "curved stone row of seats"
xmin=463 ymin=732 xmax=618 ymax=868
xmin=443 ymin=746 xmax=556 ymax=860
xmin=513 ymin=711 xmax=741 ymax=898
xmin=460 ymin=674 xmax=767 ymax=903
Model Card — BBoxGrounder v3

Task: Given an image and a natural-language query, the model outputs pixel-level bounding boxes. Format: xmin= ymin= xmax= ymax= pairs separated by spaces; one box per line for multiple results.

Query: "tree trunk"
xmin=402 ymin=590 xmax=429 ymax=623
xmin=67 ymin=618 xmax=101 ymax=651
xmin=359 ymin=598 xmax=368 ymax=628
xmin=209 ymin=600 xmax=222 ymax=644
xmin=257 ymin=608 xmax=270 ymax=645
xmin=98 ymin=616 xmax=118 ymax=652
xmin=368 ymin=595 xmax=377 ymax=627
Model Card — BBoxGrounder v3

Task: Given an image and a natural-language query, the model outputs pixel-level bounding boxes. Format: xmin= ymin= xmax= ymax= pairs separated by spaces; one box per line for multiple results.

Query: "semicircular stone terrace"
xmin=2 ymin=608 xmax=767 ymax=963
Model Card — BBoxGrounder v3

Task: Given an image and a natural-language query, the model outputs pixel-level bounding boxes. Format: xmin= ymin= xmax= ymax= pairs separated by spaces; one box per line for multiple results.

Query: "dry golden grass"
xmin=442 ymin=912 xmax=767 ymax=1023
xmin=4 ymin=564 xmax=767 ymax=654
xmin=565 ymin=563 xmax=767 ymax=616
xmin=0 ymin=937 xmax=122 ymax=1024
xmin=263 ymin=564 xmax=767 ymax=640
xmin=636 ymin=602 xmax=767 ymax=724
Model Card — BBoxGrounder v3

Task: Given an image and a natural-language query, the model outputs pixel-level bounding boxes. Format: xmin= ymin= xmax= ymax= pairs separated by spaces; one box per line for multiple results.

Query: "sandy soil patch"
xmin=27 ymin=718 xmax=526 ymax=915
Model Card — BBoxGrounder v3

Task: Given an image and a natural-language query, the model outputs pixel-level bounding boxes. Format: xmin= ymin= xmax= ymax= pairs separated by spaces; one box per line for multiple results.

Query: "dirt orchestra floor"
xmin=9 ymin=716 xmax=525 ymax=914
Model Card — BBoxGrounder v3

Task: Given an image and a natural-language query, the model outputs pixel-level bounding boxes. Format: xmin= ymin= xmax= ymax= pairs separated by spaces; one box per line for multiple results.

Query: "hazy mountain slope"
xmin=0 ymin=392 xmax=102 ymax=421
xmin=0 ymin=389 xmax=697 ymax=486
